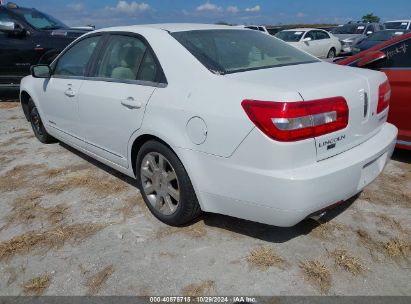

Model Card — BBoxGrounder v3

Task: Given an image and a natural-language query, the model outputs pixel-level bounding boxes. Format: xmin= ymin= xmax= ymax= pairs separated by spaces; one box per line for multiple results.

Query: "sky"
xmin=13 ymin=0 xmax=411 ymax=28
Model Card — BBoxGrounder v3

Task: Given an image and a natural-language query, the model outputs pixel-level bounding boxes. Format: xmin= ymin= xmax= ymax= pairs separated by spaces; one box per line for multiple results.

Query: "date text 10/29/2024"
xmin=149 ymin=297 xmax=257 ymax=303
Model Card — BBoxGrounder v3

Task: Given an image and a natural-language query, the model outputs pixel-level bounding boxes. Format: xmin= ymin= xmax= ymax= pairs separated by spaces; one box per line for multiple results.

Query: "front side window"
xmin=54 ymin=36 xmax=101 ymax=77
xmin=173 ymin=30 xmax=318 ymax=74
xmin=0 ymin=11 xmax=14 ymax=37
xmin=13 ymin=9 xmax=67 ymax=30
xmin=275 ymin=30 xmax=305 ymax=42
xmin=315 ymin=31 xmax=330 ymax=40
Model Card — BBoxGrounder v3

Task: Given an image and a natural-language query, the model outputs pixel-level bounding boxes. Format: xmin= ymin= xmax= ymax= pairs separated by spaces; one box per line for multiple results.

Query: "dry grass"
xmin=155 ymin=221 xmax=207 ymax=239
xmin=0 ymin=164 xmax=47 ymax=192
xmin=0 ymin=102 xmax=19 ymax=109
xmin=44 ymin=168 xmax=66 ymax=178
xmin=0 ymin=223 xmax=106 ymax=261
xmin=374 ymin=213 xmax=408 ymax=235
xmin=115 ymin=196 xmax=145 ymax=222
xmin=182 ymin=280 xmax=215 ymax=297
xmin=9 ymin=128 xmax=29 ymax=134
xmin=1 ymin=190 xmax=67 ymax=231
xmin=46 ymin=171 xmax=129 ymax=197
xmin=384 ymin=238 xmax=411 ymax=259
xmin=85 ymin=265 xmax=114 ymax=295
xmin=246 ymin=246 xmax=287 ymax=271
xmin=329 ymin=249 xmax=366 ymax=276
xmin=310 ymin=221 xmax=348 ymax=241
xmin=360 ymin=170 xmax=411 ymax=207
xmin=23 ymin=274 xmax=50 ymax=296
xmin=299 ymin=260 xmax=332 ymax=294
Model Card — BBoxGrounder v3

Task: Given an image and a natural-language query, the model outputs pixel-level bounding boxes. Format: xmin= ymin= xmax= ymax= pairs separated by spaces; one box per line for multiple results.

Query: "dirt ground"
xmin=0 ymin=100 xmax=410 ymax=296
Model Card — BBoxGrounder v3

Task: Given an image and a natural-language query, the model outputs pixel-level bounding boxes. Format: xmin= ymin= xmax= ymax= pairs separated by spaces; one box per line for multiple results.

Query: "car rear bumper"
xmin=178 ymin=123 xmax=397 ymax=227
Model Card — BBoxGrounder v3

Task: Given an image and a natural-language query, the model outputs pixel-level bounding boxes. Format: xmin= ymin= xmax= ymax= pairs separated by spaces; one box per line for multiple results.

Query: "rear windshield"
xmin=367 ymin=30 xmax=407 ymax=41
xmin=384 ymin=22 xmax=409 ymax=30
xmin=275 ymin=31 xmax=305 ymax=42
xmin=171 ymin=30 xmax=318 ymax=74
xmin=331 ymin=24 xmax=365 ymax=35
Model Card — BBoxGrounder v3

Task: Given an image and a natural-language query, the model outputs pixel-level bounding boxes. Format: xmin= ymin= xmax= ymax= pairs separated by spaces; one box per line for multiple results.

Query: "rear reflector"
xmin=377 ymin=80 xmax=391 ymax=114
xmin=242 ymin=97 xmax=349 ymax=142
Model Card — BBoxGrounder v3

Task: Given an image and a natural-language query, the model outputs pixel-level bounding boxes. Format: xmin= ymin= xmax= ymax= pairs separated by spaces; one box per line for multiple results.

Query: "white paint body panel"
xmin=20 ymin=24 xmax=397 ymax=227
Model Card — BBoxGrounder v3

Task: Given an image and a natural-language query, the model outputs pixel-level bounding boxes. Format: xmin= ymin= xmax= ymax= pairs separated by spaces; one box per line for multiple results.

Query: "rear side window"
xmin=173 ymin=30 xmax=318 ymax=74
xmin=54 ymin=36 xmax=101 ymax=77
xmin=93 ymin=35 xmax=161 ymax=83
xmin=315 ymin=31 xmax=330 ymax=40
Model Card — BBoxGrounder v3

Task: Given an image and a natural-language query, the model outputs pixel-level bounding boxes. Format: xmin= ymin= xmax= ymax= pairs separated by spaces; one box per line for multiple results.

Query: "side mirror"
xmin=31 ymin=65 xmax=52 ymax=78
xmin=357 ymin=51 xmax=386 ymax=68
xmin=0 ymin=21 xmax=24 ymax=34
xmin=366 ymin=31 xmax=373 ymax=36
xmin=302 ymin=37 xmax=312 ymax=42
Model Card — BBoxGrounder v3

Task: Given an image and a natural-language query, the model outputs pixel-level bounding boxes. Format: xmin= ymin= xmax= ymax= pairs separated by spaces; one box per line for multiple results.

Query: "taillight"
xmin=377 ymin=80 xmax=391 ymax=114
xmin=242 ymin=97 xmax=349 ymax=142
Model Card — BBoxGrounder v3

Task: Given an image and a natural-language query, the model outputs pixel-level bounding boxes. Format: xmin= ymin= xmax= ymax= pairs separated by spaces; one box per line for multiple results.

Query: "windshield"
xmin=171 ymin=30 xmax=318 ymax=74
xmin=14 ymin=9 xmax=68 ymax=30
xmin=384 ymin=22 xmax=409 ymax=30
xmin=275 ymin=31 xmax=305 ymax=42
xmin=331 ymin=24 xmax=365 ymax=35
xmin=367 ymin=30 xmax=407 ymax=41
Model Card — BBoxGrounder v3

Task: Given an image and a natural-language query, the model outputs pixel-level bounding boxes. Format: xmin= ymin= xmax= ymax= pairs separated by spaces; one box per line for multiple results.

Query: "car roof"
xmin=281 ymin=28 xmax=322 ymax=32
xmin=95 ymin=23 xmax=239 ymax=34
xmin=338 ymin=31 xmax=411 ymax=65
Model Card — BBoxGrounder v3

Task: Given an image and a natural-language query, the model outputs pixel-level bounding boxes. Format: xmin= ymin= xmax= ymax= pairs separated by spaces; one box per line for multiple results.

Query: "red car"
xmin=338 ymin=32 xmax=411 ymax=150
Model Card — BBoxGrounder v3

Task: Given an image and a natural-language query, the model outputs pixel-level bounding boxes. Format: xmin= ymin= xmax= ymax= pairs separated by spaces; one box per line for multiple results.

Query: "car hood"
xmin=46 ymin=28 xmax=91 ymax=39
xmin=333 ymin=34 xmax=363 ymax=41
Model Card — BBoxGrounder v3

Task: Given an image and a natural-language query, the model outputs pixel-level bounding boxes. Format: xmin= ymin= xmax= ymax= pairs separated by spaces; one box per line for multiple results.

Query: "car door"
xmin=77 ymin=33 xmax=164 ymax=168
xmin=0 ymin=9 xmax=36 ymax=85
xmin=377 ymin=38 xmax=411 ymax=147
xmin=315 ymin=31 xmax=332 ymax=58
xmin=39 ymin=34 xmax=103 ymax=148
xmin=300 ymin=31 xmax=319 ymax=56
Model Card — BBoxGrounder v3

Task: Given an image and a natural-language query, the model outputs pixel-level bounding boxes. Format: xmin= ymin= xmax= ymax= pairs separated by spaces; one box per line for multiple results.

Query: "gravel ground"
xmin=0 ymin=100 xmax=410 ymax=296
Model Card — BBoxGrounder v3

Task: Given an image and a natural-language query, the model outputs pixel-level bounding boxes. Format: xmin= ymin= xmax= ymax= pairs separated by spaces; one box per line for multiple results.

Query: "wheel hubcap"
xmin=140 ymin=152 xmax=180 ymax=215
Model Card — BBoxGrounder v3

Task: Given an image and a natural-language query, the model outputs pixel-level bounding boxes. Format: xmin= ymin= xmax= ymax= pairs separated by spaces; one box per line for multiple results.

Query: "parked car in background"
xmin=241 ymin=25 xmax=270 ymax=35
xmin=0 ymin=2 xmax=91 ymax=90
xmin=331 ymin=22 xmax=385 ymax=54
xmin=384 ymin=20 xmax=411 ymax=30
xmin=338 ymin=32 xmax=411 ymax=150
xmin=21 ymin=24 xmax=396 ymax=227
xmin=353 ymin=29 xmax=410 ymax=54
xmin=275 ymin=28 xmax=341 ymax=58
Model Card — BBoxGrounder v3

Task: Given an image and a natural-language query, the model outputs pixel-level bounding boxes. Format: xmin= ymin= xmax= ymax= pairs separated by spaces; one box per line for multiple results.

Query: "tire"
xmin=327 ymin=48 xmax=336 ymax=59
xmin=136 ymin=140 xmax=201 ymax=226
xmin=28 ymin=99 xmax=56 ymax=144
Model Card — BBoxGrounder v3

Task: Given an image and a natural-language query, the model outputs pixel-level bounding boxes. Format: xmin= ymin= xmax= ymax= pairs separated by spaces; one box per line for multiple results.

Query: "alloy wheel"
xmin=140 ymin=152 xmax=180 ymax=215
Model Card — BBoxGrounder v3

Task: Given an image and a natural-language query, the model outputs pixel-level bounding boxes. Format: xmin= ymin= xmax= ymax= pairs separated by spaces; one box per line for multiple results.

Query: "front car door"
xmin=0 ymin=9 xmax=35 ymax=87
xmin=77 ymin=33 xmax=165 ymax=168
xmin=39 ymin=34 xmax=103 ymax=148
xmin=301 ymin=31 xmax=319 ymax=57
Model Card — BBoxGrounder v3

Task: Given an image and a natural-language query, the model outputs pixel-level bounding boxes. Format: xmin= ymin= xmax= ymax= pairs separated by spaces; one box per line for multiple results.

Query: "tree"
xmin=362 ymin=13 xmax=380 ymax=23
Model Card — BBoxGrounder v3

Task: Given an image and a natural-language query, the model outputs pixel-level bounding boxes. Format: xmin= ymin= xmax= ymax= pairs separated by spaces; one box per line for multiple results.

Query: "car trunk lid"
xmin=226 ymin=62 xmax=388 ymax=160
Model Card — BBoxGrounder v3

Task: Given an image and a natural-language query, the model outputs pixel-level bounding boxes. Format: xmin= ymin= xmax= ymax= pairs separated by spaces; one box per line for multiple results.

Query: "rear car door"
xmin=78 ymin=33 xmax=164 ymax=168
xmin=40 ymin=34 xmax=103 ymax=148
xmin=314 ymin=30 xmax=331 ymax=58
xmin=0 ymin=9 xmax=36 ymax=87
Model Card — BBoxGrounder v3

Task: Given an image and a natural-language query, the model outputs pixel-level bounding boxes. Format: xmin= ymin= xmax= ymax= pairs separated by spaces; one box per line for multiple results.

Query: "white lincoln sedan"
xmin=20 ymin=24 xmax=397 ymax=227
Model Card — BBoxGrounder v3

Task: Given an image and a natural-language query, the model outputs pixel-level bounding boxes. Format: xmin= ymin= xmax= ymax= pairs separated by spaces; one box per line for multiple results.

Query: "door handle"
xmin=121 ymin=97 xmax=142 ymax=109
xmin=64 ymin=88 xmax=76 ymax=98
